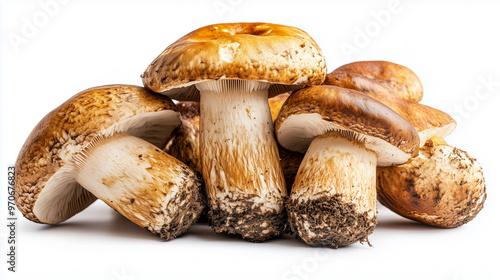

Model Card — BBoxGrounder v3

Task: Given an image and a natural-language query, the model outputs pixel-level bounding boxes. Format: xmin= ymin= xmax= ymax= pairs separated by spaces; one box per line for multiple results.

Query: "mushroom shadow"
xmin=37 ymin=208 xmax=160 ymax=241
xmin=182 ymin=223 xmax=314 ymax=248
xmin=376 ymin=217 xmax=445 ymax=232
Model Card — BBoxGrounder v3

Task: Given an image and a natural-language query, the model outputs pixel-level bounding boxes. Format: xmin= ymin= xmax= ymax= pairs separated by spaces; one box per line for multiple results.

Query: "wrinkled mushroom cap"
xmin=15 ymin=85 xmax=180 ymax=224
xmin=377 ymin=138 xmax=486 ymax=228
xmin=142 ymin=22 xmax=326 ymax=101
xmin=275 ymin=85 xmax=419 ymax=166
xmin=333 ymin=60 xmax=424 ymax=102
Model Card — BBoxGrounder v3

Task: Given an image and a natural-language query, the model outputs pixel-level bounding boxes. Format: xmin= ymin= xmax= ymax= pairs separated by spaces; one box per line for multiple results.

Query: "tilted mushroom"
xmin=275 ymin=85 xmax=420 ymax=247
xmin=15 ymin=85 xmax=205 ymax=240
xmin=142 ymin=22 xmax=326 ymax=241
xmin=332 ymin=60 xmax=424 ymax=102
xmin=326 ymin=60 xmax=486 ymax=227
xmin=377 ymin=136 xmax=486 ymax=228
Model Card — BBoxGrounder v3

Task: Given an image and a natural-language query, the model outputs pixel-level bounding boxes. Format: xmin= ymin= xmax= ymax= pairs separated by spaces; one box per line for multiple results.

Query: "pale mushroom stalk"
xmin=196 ymin=80 xmax=286 ymax=241
xmin=33 ymin=133 xmax=205 ymax=240
xmin=289 ymin=132 xmax=377 ymax=247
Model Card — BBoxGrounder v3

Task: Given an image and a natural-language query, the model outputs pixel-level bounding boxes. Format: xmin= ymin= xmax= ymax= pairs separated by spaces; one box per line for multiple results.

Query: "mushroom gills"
xmin=288 ymin=132 xmax=377 ymax=247
xmin=197 ymin=79 xmax=287 ymax=241
xmin=68 ymin=133 xmax=202 ymax=239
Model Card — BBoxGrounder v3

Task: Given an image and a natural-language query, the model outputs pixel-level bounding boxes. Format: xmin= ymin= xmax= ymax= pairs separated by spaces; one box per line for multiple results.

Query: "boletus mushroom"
xmin=142 ymin=22 xmax=326 ymax=241
xmin=275 ymin=85 xmax=420 ymax=247
xmin=15 ymin=85 xmax=205 ymax=240
xmin=377 ymin=136 xmax=486 ymax=228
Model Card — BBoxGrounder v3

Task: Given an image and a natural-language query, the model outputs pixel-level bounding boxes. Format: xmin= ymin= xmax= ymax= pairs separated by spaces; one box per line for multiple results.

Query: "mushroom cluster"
xmin=15 ymin=23 xmax=486 ymax=247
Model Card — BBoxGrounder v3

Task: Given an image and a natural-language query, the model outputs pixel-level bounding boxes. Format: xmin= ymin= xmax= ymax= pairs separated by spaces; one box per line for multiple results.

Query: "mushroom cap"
xmin=324 ymin=70 xmax=456 ymax=143
xmin=333 ymin=60 xmax=424 ymax=102
xmin=15 ymin=85 xmax=181 ymax=224
xmin=377 ymin=138 xmax=486 ymax=228
xmin=142 ymin=22 xmax=326 ymax=101
xmin=275 ymin=85 xmax=419 ymax=166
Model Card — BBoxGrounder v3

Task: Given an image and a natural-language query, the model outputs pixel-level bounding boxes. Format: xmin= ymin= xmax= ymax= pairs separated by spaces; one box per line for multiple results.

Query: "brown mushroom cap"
xmin=333 ymin=60 xmax=424 ymax=102
xmin=275 ymin=85 xmax=420 ymax=166
xmin=15 ymin=85 xmax=180 ymax=224
xmin=142 ymin=22 xmax=326 ymax=100
xmin=325 ymin=69 xmax=456 ymax=143
xmin=377 ymin=137 xmax=486 ymax=228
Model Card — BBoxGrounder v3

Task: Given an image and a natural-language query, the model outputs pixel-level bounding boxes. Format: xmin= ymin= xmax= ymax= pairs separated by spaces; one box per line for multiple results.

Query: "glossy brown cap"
xmin=142 ymin=22 xmax=326 ymax=101
xmin=325 ymin=71 xmax=456 ymax=143
xmin=333 ymin=61 xmax=423 ymax=102
xmin=15 ymin=85 xmax=180 ymax=224
xmin=275 ymin=85 xmax=419 ymax=166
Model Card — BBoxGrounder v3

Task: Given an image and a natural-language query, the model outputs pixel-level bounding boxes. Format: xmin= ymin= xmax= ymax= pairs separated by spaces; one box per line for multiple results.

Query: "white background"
xmin=1 ymin=0 xmax=499 ymax=279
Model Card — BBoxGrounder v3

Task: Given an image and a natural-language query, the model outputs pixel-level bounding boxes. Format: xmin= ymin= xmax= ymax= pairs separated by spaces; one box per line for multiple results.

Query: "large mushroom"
xmin=326 ymin=61 xmax=486 ymax=227
xmin=275 ymin=85 xmax=420 ymax=247
xmin=15 ymin=85 xmax=205 ymax=240
xmin=142 ymin=22 xmax=326 ymax=241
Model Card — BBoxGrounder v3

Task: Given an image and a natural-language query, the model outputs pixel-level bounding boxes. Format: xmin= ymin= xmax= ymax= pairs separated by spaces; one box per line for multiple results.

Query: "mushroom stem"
xmin=196 ymin=79 xmax=287 ymax=241
xmin=72 ymin=133 xmax=205 ymax=240
xmin=287 ymin=132 xmax=377 ymax=247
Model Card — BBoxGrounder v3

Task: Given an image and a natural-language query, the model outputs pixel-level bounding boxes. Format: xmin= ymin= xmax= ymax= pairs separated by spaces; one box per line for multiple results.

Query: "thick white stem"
xmin=197 ymin=80 xmax=286 ymax=240
xmin=289 ymin=132 xmax=377 ymax=246
xmin=73 ymin=133 xmax=203 ymax=239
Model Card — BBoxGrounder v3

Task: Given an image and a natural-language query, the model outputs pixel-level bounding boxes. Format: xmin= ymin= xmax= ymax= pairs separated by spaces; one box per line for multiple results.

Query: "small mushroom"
xmin=142 ymin=22 xmax=326 ymax=241
xmin=15 ymin=85 xmax=205 ymax=240
xmin=377 ymin=137 xmax=486 ymax=228
xmin=275 ymin=85 xmax=419 ymax=247
xmin=331 ymin=60 xmax=424 ymax=102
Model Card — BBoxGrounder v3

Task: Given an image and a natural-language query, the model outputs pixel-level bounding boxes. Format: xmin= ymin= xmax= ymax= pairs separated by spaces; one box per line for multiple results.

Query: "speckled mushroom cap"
xmin=15 ymin=85 xmax=180 ymax=224
xmin=377 ymin=137 xmax=486 ymax=228
xmin=275 ymin=85 xmax=420 ymax=166
xmin=324 ymin=70 xmax=456 ymax=144
xmin=333 ymin=61 xmax=424 ymax=102
xmin=141 ymin=22 xmax=327 ymax=101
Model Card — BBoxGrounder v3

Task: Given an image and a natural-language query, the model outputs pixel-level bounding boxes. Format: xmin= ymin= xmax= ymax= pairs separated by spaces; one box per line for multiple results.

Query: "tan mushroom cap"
xmin=377 ymin=137 xmax=486 ymax=228
xmin=15 ymin=85 xmax=180 ymax=224
xmin=275 ymin=85 xmax=420 ymax=166
xmin=333 ymin=60 xmax=424 ymax=102
xmin=142 ymin=22 xmax=326 ymax=101
xmin=324 ymin=70 xmax=456 ymax=143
